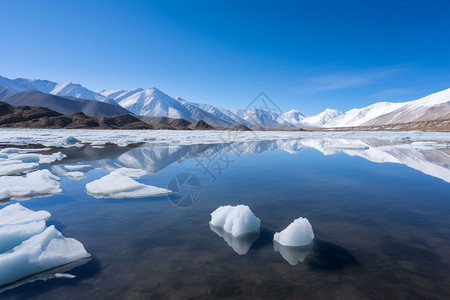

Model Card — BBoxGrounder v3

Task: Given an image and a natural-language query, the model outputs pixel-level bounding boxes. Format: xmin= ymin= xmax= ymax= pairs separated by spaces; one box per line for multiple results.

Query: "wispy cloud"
xmin=299 ymin=66 xmax=410 ymax=93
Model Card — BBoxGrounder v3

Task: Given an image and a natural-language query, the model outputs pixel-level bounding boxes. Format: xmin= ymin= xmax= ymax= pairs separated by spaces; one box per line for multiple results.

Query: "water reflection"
xmin=273 ymin=241 xmax=312 ymax=265
xmin=209 ymin=224 xmax=260 ymax=255
xmin=50 ymin=138 xmax=450 ymax=183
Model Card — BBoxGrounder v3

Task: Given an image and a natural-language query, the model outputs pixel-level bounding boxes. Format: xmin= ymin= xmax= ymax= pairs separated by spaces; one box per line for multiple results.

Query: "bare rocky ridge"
xmin=0 ymin=102 xmax=217 ymax=130
xmin=0 ymin=102 xmax=152 ymax=129
xmin=227 ymin=124 xmax=252 ymax=131
xmin=187 ymin=120 xmax=216 ymax=130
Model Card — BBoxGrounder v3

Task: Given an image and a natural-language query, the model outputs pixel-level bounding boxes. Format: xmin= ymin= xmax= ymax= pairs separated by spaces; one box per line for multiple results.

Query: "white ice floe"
xmin=62 ymin=136 xmax=80 ymax=147
xmin=54 ymin=273 xmax=76 ymax=279
xmin=0 ymin=170 xmax=61 ymax=201
xmin=0 ymin=203 xmax=50 ymax=228
xmin=111 ymin=167 xmax=148 ymax=179
xmin=8 ymin=152 xmax=66 ymax=164
xmin=51 ymin=165 xmax=89 ymax=181
xmin=273 ymin=217 xmax=314 ymax=247
xmin=86 ymin=168 xmax=170 ymax=198
xmin=0 ymin=221 xmax=47 ymax=253
xmin=210 ymin=223 xmax=260 ymax=255
xmin=5 ymin=154 xmax=39 ymax=163
xmin=0 ymin=161 xmax=39 ymax=176
xmin=209 ymin=205 xmax=261 ymax=237
xmin=64 ymin=164 xmax=92 ymax=171
xmin=273 ymin=241 xmax=312 ymax=265
xmin=0 ymin=204 xmax=90 ymax=287
xmin=0 ymin=225 xmax=90 ymax=287
xmin=66 ymin=171 xmax=85 ymax=180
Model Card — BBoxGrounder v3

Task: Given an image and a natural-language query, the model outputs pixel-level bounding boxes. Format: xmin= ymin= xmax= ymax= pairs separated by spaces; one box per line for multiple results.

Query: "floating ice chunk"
xmin=64 ymin=164 xmax=92 ymax=171
xmin=0 ymin=221 xmax=47 ymax=253
xmin=63 ymin=136 xmax=79 ymax=146
xmin=54 ymin=273 xmax=76 ymax=279
xmin=66 ymin=171 xmax=85 ymax=180
xmin=0 ymin=225 xmax=91 ymax=286
xmin=6 ymin=152 xmax=66 ymax=164
xmin=7 ymin=154 xmax=40 ymax=163
xmin=86 ymin=170 xmax=170 ymax=199
xmin=273 ymin=217 xmax=314 ymax=247
xmin=210 ymin=224 xmax=259 ymax=255
xmin=0 ymin=148 xmax=51 ymax=154
xmin=90 ymin=141 xmax=106 ymax=146
xmin=37 ymin=152 xmax=66 ymax=164
xmin=0 ymin=162 xmax=39 ymax=176
xmin=209 ymin=205 xmax=261 ymax=237
xmin=0 ymin=203 xmax=51 ymax=227
xmin=0 ymin=170 xmax=61 ymax=201
xmin=52 ymin=165 xmax=88 ymax=180
xmin=111 ymin=167 xmax=147 ymax=179
xmin=273 ymin=241 xmax=312 ymax=265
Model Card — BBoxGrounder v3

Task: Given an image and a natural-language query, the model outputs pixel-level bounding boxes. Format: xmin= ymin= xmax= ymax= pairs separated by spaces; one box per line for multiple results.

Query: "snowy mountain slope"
xmin=186 ymin=100 xmax=249 ymax=127
xmin=325 ymin=102 xmax=406 ymax=127
xmin=277 ymin=110 xmax=305 ymax=127
xmin=0 ymin=76 xmax=117 ymax=105
xmin=301 ymin=109 xmax=343 ymax=127
xmin=321 ymin=88 xmax=450 ymax=128
xmin=231 ymin=108 xmax=288 ymax=128
xmin=362 ymin=88 xmax=450 ymax=126
xmin=49 ymin=82 xmax=117 ymax=105
xmin=0 ymin=76 xmax=55 ymax=95
xmin=1 ymin=91 xmax=131 ymax=117
xmin=98 ymin=88 xmax=234 ymax=127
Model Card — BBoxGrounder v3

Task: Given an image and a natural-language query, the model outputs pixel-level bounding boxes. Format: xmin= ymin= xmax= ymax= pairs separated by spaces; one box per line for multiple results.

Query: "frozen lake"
xmin=1 ymin=129 xmax=450 ymax=299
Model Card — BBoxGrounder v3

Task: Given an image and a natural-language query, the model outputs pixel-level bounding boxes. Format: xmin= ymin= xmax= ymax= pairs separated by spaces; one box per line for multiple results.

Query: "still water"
xmin=1 ymin=138 xmax=450 ymax=299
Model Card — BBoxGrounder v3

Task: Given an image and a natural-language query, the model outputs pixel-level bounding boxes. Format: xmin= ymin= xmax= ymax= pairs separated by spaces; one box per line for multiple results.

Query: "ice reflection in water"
xmin=209 ymin=224 xmax=260 ymax=255
xmin=49 ymin=137 xmax=450 ymax=183
xmin=273 ymin=241 xmax=312 ymax=265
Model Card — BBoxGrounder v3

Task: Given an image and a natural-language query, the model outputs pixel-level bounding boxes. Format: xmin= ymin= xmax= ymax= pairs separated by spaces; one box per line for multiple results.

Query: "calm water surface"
xmin=1 ymin=138 xmax=450 ymax=299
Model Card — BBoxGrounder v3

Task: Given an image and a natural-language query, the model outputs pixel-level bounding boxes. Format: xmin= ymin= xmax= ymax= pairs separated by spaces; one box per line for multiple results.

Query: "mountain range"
xmin=1 ymin=75 xmax=449 ymax=129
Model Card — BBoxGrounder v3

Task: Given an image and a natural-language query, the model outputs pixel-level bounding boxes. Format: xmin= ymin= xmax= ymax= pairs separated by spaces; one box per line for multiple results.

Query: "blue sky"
xmin=1 ymin=0 xmax=449 ymax=115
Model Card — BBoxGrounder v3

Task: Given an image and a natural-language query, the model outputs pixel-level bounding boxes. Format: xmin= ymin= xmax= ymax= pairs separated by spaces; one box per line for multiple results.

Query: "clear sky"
xmin=1 ymin=0 xmax=449 ymax=115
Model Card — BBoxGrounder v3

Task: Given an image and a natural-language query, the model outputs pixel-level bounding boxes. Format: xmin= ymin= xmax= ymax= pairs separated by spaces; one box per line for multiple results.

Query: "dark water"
xmin=1 ymin=140 xmax=450 ymax=299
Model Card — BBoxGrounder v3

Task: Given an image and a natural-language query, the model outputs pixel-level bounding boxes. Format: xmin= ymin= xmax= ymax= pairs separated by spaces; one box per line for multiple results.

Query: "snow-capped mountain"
xmin=322 ymin=88 xmax=450 ymax=128
xmin=231 ymin=108 xmax=288 ymax=128
xmin=277 ymin=109 xmax=305 ymax=127
xmin=301 ymin=109 xmax=344 ymax=127
xmin=186 ymin=100 xmax=249 ymax=127
xmin=361 ymin=88 xmax=450 ymax=126
xmin=0 ymin=76 xmax=117 ymax=105
xmin=98 ymin=88 xmax=235 ymax=127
